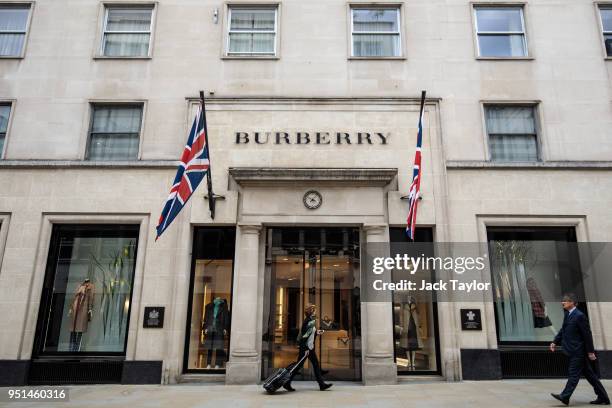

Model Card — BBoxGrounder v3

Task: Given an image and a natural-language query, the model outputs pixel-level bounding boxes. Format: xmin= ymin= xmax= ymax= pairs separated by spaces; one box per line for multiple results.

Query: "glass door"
xmin=262 ymin=227 xmax=361 ymax=381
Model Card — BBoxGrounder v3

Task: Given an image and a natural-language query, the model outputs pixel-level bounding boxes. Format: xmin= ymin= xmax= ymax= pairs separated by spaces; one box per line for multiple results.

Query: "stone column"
xmin=362 ymin=224 xmax=397 ymax=385
xmin=225 ymin=223 xmax=262 ymax=384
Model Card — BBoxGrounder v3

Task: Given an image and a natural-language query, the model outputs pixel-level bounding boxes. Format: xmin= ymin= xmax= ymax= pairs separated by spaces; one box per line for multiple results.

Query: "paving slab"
xmin=1 ymin=380 xmax=611 ymax=408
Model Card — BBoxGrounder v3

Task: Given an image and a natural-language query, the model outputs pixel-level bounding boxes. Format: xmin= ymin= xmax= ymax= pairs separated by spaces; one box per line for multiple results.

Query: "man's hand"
xmin=204 ymin=329 xmax=208 ymax=335
xmin=317 ymin=330 xmax=325 ymax=335
xmin=550 ymin=342 xmax=556 ymax=352
xmin=588 ymin=352 xmax=597 ymax=361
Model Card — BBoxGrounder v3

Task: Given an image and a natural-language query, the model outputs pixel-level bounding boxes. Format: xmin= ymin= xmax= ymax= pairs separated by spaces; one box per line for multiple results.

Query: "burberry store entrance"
xmin=261 ymin=227 xmax=362 ymax=381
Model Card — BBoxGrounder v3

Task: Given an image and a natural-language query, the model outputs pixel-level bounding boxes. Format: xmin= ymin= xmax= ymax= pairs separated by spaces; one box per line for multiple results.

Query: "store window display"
xmin=390 ymin=228 xmax=439 ymax=373
xmin=488 ymin=227 xmax=584 ymax=344
xmin=185 ymin=227 xmax=235 ymax=372
xmin=34 ymin=225 xmax=139 ymax=355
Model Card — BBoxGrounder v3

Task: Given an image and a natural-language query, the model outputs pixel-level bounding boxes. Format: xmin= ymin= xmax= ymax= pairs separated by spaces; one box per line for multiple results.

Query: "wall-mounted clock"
xmin=303 ymin=190 xmax=322 ymax=210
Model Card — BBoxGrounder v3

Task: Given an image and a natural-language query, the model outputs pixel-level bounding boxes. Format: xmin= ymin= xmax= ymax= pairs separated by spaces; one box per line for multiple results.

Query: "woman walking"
xmin=283 ymin=304 xmax=332 ymax=391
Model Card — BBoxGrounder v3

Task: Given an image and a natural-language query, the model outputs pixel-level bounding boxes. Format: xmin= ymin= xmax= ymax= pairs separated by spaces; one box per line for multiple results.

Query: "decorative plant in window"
xmin=490 ymin=240 xmax=537 ymax=340
xmin=91 ymin=240 xmax=136 ymax=339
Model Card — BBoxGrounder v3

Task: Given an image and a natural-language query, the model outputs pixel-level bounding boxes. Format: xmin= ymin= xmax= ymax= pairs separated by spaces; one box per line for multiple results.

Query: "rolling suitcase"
xmin=262 ymin=351 xmax=309 ymax=394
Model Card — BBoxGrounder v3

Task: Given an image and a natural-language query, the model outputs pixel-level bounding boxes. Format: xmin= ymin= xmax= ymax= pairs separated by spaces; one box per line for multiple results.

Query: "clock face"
xmin=303 ymin=190 xmax=322 ymax=209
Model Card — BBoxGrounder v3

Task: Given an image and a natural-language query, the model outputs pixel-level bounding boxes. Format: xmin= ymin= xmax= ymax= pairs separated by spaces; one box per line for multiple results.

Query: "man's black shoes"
xmin=283 ymin=383 xmax=296 ymax=392
xmin=590 ymin=399 xmax=611 ymax=405
xmin=319 ymin=383 xmax=333 ymax=391
xmin=551 ymin=393 xmax=570 ymax=406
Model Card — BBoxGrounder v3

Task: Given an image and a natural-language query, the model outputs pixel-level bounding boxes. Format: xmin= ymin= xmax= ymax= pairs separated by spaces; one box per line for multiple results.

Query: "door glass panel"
xmin=262 ymin=228 xmax=361 ymax=381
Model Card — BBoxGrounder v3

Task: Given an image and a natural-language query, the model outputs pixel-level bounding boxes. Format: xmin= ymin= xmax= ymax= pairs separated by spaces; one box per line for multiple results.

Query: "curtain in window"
xmin=106 ymin=9 xmax=152 ymax=31
xmin=478 ymin=35 xmax=525 ymax=57
xmin=229 ymin=10 xmax=275 ymax=54
xmin=353 ymin=9 xmax=398 ymax=32
xmin=0 ymin=33 xmax=24 ymax=56
xmin=353 ymin=35 xmax=399 ymax=57
xmin=89 ymin=134 xmax=139 ymax=161
xmin=486 ymin=106 xmax=535 ymax=134
xmin=0 ymin=104 xmax=8 ymax=155
xmin=0 ymin=105 xmax=10 ymax=133
xmin=0 ymin=8 xmax=29 ymax=31
xmin=0 ymin=7 xmax=28 ymax=56
xmin=601 ymin=9 xmax=612 ymax=31
xmin=230 ymin=10 xmax=275 ymax=30
xmin=476 ymin=8 xmax=523 ymax=32
xmin=487 ymin=106 xmax=537 ymax=161
xmin=104 ymin=8 xmax=151 ymax=57
xmin=89 ymin=106 xmax=141 ymax=160
xmin=352 ymin=9 xmax=399 ymax=57
xmin=104 ymin=33 xmax=150 ymax=57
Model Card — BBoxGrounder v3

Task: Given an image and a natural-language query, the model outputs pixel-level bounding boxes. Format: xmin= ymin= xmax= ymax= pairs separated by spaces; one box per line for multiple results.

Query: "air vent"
xmin=501 ymin=350 xmax=568 ymax=378
xmin=28 ymin=360 xmax=123 ymax=385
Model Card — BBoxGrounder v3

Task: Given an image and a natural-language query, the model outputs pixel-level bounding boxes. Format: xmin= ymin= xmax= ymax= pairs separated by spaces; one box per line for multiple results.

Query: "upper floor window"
xmin=87 ymin=104 xmax=143 ymax=161
xmin=226 ymin=6 xmax=277 ymax=56
xmin=351 ymin=7 xmax=401 ymax=57
xmin=0 ymin=4 xmax=31 ymax=57
xmin=474 ymin=6 xmax=527 ymax=58
xmin=0 ymin=103 xmax=10 ymax=158
xmin=101 ymin=5 xmax=153 ymax=57
xmin=600 ymin=6 xmax=612 ymax=57
xmin=485 ymin=105 xmax=538 ymax=162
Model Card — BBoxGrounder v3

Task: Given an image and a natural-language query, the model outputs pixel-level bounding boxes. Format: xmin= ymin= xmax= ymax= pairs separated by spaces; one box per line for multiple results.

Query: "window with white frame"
xmin=600 ymin=6 xmax=612 ymax=57
xmin=485 ymin=105 xmax=538 ymax=162
xmin=0 ymin=4 xmax=31 ymax=57
xmin=101 ymin=5 xmax=153 ymax=57
xmin=474 ymin=6 xmax=527 ymax=57
xmin=351 ymin=7 xmax=401 ymax=57
xmin=0 ymin=103 xmax=10 ymax=157
xmin=87 ymin=104 xmax=143 ymax=161
xmin=227 ymin=6 xmax=277 ymax=56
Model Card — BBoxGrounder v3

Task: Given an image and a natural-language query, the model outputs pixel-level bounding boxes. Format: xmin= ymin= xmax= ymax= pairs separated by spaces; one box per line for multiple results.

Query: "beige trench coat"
xmin=69 ymin=281 xmax=95 ymax=333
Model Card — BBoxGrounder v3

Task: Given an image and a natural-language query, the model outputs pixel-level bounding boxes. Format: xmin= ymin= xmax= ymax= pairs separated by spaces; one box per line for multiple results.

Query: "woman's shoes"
xmin=319 ymin=383 xmax=333 ymax=391
xmin=283 ymin=383 xmax=296 ymax=392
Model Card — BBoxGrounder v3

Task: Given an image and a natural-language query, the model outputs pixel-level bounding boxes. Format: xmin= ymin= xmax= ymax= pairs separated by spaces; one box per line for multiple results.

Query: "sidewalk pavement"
xmin=1 ymin=379 xmax=611 ymax=408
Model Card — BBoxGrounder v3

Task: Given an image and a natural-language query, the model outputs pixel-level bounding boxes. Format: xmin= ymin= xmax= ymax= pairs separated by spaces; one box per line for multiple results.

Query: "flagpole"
xmin=418 ymin=90 xmax=426 ymax=121
xmin=200 ymin=90 xmax=216 ymax=219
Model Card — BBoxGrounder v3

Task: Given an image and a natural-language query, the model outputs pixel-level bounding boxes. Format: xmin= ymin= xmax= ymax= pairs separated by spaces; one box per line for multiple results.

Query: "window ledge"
xmin=605 ymin=57 xmax=612 ymax=61
xmin=0 ymin=55 xmax=24 ymax=60
xmin=93 ymin=56 xmax=153 ymax=60
xmin=348 ymin=56 xmax=406 ymax=60
xmin=476 ymin=56 xmax=534 ymax=61
xmin=221 ymin=55 xmax=279 ymax=60
xmin=0 ymin=159 xmax=177 ymax=169
xmin=446 ymin=160 xmax=612 ymax=170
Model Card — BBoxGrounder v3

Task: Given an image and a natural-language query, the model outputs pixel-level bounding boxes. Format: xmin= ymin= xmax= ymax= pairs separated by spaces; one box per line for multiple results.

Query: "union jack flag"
xmin=156 ymin=104 xmax=210 ymax=240
xmin=406 ymin=91 xmax=426 ymax=240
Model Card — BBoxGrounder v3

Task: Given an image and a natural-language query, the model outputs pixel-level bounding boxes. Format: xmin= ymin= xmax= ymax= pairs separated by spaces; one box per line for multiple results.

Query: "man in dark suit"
xmin=550 ymin=293 xmax=610 ymax=406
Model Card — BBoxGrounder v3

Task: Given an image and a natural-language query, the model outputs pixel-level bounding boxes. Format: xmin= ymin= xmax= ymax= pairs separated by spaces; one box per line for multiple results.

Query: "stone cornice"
xmin=0 ymin=160 xmax=178 ymax=169
xmin=446 ymin=161 xmax=612 ymax=170
xmin=229 ymin=167 xmax=398 ymax=186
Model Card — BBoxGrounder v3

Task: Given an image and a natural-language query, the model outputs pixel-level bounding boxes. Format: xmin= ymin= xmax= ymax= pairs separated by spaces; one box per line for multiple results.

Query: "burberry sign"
xmin=235 ymin=131 xmax=390 ymax=145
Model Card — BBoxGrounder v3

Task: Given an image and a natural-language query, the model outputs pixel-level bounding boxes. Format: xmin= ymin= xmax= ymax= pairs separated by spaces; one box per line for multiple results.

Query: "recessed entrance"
xmin=261 ymin=227 xmax=361 ymax=381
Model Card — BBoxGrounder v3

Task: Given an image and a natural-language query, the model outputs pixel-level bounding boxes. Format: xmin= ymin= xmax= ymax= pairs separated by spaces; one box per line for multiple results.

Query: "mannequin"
xmin=68 ymin=278 xmax=95 ymax=352
xmin=202 ymin=297 xmax=229 ymax=368
xmin=401 ymin=298 xmax=422 ymax=370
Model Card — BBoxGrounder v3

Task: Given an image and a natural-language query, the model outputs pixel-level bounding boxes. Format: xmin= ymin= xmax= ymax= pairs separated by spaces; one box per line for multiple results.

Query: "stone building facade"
xmin=0 ymin=0 xmax=611 ymax=386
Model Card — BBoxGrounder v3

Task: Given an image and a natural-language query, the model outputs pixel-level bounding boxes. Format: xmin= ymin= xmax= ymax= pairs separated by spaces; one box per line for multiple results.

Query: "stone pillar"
xmin=362 ymin=224 xmax=397 ymax=385
xmin=225 ymin=223 xmax=262 ymax=384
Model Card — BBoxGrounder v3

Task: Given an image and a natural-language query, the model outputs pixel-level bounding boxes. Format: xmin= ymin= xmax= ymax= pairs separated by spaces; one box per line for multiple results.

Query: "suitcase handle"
xmin=288 ymin=350 xmax=310 ymax=376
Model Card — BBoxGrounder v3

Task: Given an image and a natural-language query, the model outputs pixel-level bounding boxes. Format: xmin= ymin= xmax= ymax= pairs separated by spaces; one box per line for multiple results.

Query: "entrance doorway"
xmin=261 ymin=227 xmax=361 ymax=381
